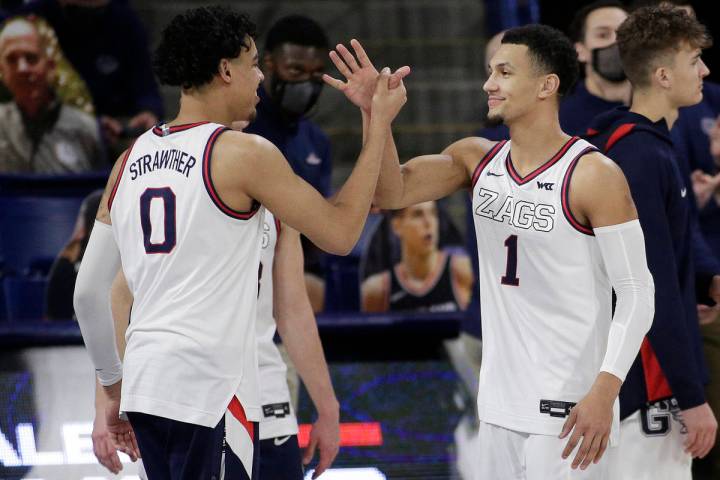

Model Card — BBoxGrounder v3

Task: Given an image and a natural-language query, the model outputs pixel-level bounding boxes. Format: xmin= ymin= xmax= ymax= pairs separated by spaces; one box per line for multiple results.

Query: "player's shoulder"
xmin=574 ymin=149 xmax=624 ymax=181
xmin=443 ymin=136 xmax=498 ymax=158
xmin=212 ymin=130 xmax=284 ymax=168
xmin=571 ymin=149 xmax=629 ymax=200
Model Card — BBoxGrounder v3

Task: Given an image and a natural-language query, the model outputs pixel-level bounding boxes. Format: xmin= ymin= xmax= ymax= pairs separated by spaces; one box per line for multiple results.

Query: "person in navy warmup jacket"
xmin=586 ymin=6 xmax=719 ymax=478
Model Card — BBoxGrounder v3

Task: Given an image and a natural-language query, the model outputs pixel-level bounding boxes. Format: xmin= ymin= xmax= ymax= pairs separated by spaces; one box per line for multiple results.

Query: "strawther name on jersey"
xmin=128 ymin=149 xmax=197 ymax=180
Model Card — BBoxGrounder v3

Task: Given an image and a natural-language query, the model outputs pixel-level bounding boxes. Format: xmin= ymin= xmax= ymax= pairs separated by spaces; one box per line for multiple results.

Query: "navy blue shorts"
xmin=259 ymin=434 xmax=304 ymax=480
xmin=128 ymin=409 xmax=258 ymax=480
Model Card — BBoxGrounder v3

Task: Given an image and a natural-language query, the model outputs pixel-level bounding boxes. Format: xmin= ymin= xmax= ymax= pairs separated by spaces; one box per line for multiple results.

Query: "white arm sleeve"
xmin=73 ymin=221 xmax=123 ymax=386
xmin=594 ymin=219 xmax=655 ymax=382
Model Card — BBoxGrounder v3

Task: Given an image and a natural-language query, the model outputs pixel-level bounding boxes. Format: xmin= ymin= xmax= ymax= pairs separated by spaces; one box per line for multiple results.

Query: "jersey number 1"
xmin=501 ymin=234 xmax=519 ymax=286
xmin=140 ymin=187 xmax=176 ymax=254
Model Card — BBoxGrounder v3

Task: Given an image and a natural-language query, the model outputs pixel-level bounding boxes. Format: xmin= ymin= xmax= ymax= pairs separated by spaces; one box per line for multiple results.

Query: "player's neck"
xmin=507 ymin=111 xmax=569 ymax=174
xmin=630 ymin=89 xmax=678 ymax=129
xmin=173 ymin=90 xmax=235 ymax=127
xmin=401 ymin=248 xmax=439 ymax=281
xmin=584 ymin=72 xmax=631 ymax=105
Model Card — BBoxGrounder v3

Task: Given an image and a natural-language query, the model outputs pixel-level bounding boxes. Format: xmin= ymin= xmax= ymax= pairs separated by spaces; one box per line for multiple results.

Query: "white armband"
xmin=73 ymin=221 xmax=123 ymax=386
xmin=594 ymin=219 xmax=655 ymax=381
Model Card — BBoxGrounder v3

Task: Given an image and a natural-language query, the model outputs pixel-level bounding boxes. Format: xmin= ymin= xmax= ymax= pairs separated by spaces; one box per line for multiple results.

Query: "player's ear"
xmin=218 ymin=58 xmax=232 ymax=83
xmin=654 ymin=66 xmax=672 ymax=90
xmin=539 ymin=73 xmax=560 ymax=100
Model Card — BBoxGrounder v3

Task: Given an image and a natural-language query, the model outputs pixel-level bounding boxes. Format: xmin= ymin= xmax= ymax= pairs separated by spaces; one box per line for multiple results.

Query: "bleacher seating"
xmin=0 ymin=174 xmax=106 ymax=320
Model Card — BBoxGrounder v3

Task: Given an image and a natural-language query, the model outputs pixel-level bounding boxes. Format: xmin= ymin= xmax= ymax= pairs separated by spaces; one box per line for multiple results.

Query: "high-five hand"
xmin=370 ymin=68 xmax=407 ymax=124
xmin=323 ymin=39 xmax=411 ymax=112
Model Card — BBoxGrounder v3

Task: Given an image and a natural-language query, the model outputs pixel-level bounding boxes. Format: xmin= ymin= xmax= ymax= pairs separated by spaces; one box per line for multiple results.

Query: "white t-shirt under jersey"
xmin=471 ymin=137 xmax=619 ymax=440
xmin=109 ymin=121 xmax=265 ymax=427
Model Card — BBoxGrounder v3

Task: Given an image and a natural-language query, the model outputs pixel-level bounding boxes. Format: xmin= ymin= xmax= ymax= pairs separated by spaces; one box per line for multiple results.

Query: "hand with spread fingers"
xmin=323 ymin=38 xmax=411 ymax=112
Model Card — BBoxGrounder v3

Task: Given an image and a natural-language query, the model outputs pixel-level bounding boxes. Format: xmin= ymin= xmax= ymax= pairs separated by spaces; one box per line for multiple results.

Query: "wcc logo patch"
xmin=537 ymin=181 xmax=554 ymax=191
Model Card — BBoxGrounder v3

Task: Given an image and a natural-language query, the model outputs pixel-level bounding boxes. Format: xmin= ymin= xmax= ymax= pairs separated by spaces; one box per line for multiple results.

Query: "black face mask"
xmin=270 ymin=76 xmax=323 ymax=118
xmin=591 ymin=43 xmax=627 ymax=83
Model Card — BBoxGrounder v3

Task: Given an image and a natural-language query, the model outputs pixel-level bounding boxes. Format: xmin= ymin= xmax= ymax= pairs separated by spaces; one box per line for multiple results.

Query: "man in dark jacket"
xmin=586 ymin=6 xmax=718 ymax=478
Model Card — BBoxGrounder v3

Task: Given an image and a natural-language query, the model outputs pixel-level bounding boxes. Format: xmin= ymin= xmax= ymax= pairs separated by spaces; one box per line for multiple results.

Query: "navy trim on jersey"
xmin=560 ymin=146 xmax=597 ymax=236
xmin=108 ymin=140 xmax=136 ymax=212
xmin=151 ymin=121 xmax=210 ymax=137
xmin=202 ymin=127 xmax=261 ymax=220
xmin=471 ymin=140 xmax=507 ymax=188
xmin=506 ymin=136 xmax=580 ymax=185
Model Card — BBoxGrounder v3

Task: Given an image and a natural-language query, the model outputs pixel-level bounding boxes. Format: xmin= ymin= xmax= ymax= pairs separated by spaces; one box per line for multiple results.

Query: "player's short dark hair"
xmin=501 ymin=24 xmax=579 ymax=97
xmin=568 ymin=0 xmax=627 ymax=43
xmin=264 ymin=15 xmax=329 ymax=54
xmin=153 ymin=6 xmax=257 ymax=90
xmin=617 ymin=4 xmax=712 ymax=88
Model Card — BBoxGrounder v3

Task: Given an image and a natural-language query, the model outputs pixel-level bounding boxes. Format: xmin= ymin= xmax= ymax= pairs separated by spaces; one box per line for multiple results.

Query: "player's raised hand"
xmin=92 ymin=408 xmax=123 ymax=474
xmin=302 ymin=411 xmax=340 ymax=479
xmin=323 ymin=38 xmax=410 ymax=112
xmin=681 ymin=402 xmax=717 ymax=458
xmin=370 ymin=68 xmax=407 ymax=124
xmin=559 ymin=373 xmax=618 ymax=470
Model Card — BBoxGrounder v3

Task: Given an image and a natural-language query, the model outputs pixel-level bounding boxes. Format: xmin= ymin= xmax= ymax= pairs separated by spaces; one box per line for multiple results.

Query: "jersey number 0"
xmin=140 ymin=187 xmax=177 ymax=254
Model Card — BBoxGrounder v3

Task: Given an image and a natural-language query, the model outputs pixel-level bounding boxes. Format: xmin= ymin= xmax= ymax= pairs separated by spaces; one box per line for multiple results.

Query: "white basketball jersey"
xmin=109 ymin=121 xmax=265 ymax=427
xmin=471 ymin=137 xmax=619 ymax=438
xmin=255 ymin=210 xmax=299 ymax=439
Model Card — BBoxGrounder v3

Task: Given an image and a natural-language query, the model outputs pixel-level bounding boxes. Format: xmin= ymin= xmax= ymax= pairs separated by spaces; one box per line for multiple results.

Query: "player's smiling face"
xmin=227 ymin=36 xmax=265 ymax=122
xmin=483 ymin=43 xmax=547 ymax=124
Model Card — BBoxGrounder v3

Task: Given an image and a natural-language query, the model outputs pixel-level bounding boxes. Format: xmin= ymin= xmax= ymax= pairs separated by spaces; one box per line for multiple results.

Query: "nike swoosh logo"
xmin=486 ymin=172 xmax=504 ymax=177
xmin=274 ymin=435 xmax=292 ymax=446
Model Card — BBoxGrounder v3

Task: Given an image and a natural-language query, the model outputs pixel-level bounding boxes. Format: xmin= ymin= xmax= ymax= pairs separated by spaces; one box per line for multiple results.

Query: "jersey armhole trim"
xmin=561 ymin=146 xmax=597 ymax=236
xmin=202 ymin=126 xmax=261 ymax=220
xmin=107 ymin=140 xmax=136 ymax=212
xmin=471 ymin=140 xmax=507 ymax=188
xmin=274 ymin=216 xmax=282 ymax=236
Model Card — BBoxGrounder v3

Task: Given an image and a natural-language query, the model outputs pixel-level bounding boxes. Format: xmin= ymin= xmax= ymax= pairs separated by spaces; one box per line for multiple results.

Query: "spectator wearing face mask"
xmin=563 ymin=0 xmax=630 ymax=136
xmin=245 ymin=15 xmax=331 ymax=197
xmin=245 ymin=15 xmax=331 ymax=312
xmin=476 ymin=1 xmax=629 ymax=141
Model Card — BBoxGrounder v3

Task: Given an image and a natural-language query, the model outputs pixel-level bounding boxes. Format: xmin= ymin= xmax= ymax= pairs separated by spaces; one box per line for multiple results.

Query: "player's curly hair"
xmin=617 ymin=4 xmax=711 ymax=89
xmin=153 ymin=6 xmax=257 ymax=90
xmin=501 ymin=24 xmax=579 ymax=97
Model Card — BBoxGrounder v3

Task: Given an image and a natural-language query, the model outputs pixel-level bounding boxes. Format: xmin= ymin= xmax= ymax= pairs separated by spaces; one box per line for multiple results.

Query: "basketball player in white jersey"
xmin=323 ymin=26 xmax=654 ymax=478
xmin=253 ymin=211 xmax=340 ymax=479
xmin=73 ymin=6 xmax=407 ymax=479
xmin=92 ymin=210 xmax=339 ymax=479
